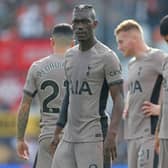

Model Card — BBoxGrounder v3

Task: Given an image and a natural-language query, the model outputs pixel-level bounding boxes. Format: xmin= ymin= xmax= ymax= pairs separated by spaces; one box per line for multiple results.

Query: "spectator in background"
xmin=17 ymin=2 xmax=44 ymax=38
xmin=146 ymin=0 xmax=160 ymax=30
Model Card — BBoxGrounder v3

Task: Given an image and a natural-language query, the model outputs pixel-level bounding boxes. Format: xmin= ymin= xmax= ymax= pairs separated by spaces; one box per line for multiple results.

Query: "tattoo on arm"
xmin=16 ymin=93 xmax=32 ymax=140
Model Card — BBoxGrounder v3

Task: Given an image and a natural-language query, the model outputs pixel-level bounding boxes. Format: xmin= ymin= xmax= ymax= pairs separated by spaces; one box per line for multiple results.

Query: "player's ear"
xmin=71 ymin=39 xmax=76 ymax=47
xmin=50 ymin=37 xmax=55 ymax=46
xmin=93 ymin=20 xmax=98 ymax=29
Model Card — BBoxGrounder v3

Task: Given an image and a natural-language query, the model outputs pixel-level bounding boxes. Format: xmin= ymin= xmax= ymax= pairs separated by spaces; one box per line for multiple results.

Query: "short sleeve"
xmin=104 ymin=51 xmax=123 ymax=85
xmin=23 ymin=63 xmax=37 ymax=97
xmin=154 ymin=50 xmax=167 ymax=74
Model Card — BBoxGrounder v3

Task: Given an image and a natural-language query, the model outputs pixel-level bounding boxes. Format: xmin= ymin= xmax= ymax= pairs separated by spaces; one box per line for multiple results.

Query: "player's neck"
xmin=53 ymin=48 xmax=67 ymax=56
xmin=79 ymin=37 xmax=97 ymax=52
xmin=134 ymin=43 xmax=150 ymax=59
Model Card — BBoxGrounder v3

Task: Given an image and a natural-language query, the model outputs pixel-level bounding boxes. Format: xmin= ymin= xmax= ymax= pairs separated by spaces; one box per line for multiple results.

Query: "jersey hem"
xmin=63 ymin=139 xmax=103 ymax=143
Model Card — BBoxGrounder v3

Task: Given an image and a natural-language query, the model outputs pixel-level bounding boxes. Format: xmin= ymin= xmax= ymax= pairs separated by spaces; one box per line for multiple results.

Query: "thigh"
xmin=51 ymin=140 xmax=76 ymax=168
xmin=127 ymin=140 xmax=138 ymax=168
xmin=137 ymin=136 xmax=158 ymax=168
xmin=75 ymin=141 xmax=103 ymax=168
xmin=36 ymin=138 xmax=52 ymax=168
xmin=158 ymin=139 xmax=168 ymax=168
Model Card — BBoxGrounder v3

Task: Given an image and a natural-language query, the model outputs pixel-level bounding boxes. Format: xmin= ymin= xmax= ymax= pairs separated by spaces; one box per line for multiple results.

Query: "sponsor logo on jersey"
xmin=129 ymin=80 xmax=143 ymax=94
xmin=69 ymin=80 xmax=92 ymax=95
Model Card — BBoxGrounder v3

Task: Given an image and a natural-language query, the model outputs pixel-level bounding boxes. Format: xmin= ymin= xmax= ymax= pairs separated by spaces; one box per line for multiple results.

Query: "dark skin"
xmin=72 ymin=7 xmax=98 ymax=51
xmin=50 ymin=8 xmax=98 ymax=155
xmin=50 ymin=6 xmax=124 ymax=163
xmin=73 ymin=7 xmax=124 ymax=161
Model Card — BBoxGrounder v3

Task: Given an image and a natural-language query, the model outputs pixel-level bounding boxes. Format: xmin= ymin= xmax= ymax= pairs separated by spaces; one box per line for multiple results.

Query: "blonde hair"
xmin=114 ymin=19 xmax=143 ymax=36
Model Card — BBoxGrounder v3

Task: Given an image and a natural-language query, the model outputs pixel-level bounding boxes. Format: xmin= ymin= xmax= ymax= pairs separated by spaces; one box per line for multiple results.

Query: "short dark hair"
xmin=73 ymin=4 xmax=96 ymax=21
xmin=51 ymin=23 xmax=73 ymax=36
xmin=160 ymin=15 xmax=168 ymax=36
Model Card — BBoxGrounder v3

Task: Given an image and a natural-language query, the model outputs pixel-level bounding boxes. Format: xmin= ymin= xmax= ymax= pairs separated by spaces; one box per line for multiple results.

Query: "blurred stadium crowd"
xmin=0 ymin=0 xmax=168 ymax=167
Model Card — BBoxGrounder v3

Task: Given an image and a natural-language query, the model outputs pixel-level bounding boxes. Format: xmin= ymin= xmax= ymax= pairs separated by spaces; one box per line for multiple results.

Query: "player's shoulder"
xmin=94 ymin=41 xmax=114 ymax=56
xmin=150 ymin=47 xmax=164 ymax=55
xmin=95 ymin=41 xmax=118 ymax=59
xmin=149 ymin=47 xmax=166 ymax=63
xmin=32 ymin=55 xmax=51 ymax=66
xmin=128 ymin=57 xmax=136 ymax=67
xmin=65 ymin=45 xmax=79 ymax=58
xmin=149 ymin=47 xmax=166 ymax=58
xmin=95 ymin=41 xmax=111 ymax=53
xmin=28 ymin=55 xmax=51 ymax=71
xmin=162 ymin=54 xmax=168 ymax=70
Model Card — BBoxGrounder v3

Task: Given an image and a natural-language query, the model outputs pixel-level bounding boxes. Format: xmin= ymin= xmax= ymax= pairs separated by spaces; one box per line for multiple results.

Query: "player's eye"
xmin=81 ymin=19 xmax=91 ymax=24
xmin=72 ymin=19 xmax=91 ymax=25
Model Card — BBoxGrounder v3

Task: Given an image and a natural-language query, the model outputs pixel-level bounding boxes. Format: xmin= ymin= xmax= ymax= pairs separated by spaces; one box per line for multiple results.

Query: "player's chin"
xmin=124 ymin=52 xmax=132 ymax=57
xmin=77 ymin=36 xmax=88 ymax=41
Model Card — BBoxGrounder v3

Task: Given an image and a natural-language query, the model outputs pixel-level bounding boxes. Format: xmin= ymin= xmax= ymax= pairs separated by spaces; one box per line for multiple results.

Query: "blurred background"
xmin=0 ymin=0 xmax=168 ymax=167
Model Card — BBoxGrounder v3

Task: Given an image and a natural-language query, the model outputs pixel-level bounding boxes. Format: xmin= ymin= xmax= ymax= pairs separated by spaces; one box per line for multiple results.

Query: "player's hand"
xmin=16 ymin=139 xmax=29 ymax=160
xmin=122 ymin=109 xmax=128 ymax=120
xmin=104 ymin=132 xmax=117 ymax=161
xmin=49 ymin=135 xmax=60 ymax=157
xmin=142 ymin=101 xmax=160 ymax=117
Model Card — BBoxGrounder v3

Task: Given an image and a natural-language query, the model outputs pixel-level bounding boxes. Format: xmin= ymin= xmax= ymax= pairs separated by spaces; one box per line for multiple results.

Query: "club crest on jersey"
xmin=138 ymin=67 xmax=142 ymax=76
xmin=69 ymin=80 xmax=92 ymax=95
xmin=86 ymin=66 xmax=91 ymax=76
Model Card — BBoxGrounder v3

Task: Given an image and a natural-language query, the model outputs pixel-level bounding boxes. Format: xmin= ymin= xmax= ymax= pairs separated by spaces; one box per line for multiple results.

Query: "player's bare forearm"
xmin=103 ymin=82 xmax=124 ymax=160
xmin=155 ymin=116 xmax=161 ymax=154
xmin=122 ymin=91 xmax=130 ymax=119
xmin=50 ymin=125 xmax=63 ymax=157
xmin=155 ymin=103 xmax=162 ymax=134
xmin=16 ymin=93 xmax=32 ymax=140
xmin=109 ymin=82 xmax=124 ymax=134
xmin=56 ymin=90 xmax=69 ymax=128
xmin=54 ymin=125 xmax=63 ymax=138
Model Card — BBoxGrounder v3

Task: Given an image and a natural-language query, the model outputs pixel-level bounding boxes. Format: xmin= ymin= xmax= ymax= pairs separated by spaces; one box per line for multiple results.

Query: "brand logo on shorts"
xmin=69 ymin=80 xmax=92 ymax=95
xmin=95 ymin=133 xmax=102 ymax=137
xmin=89 ymin=164 xmax=98 ymax=168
